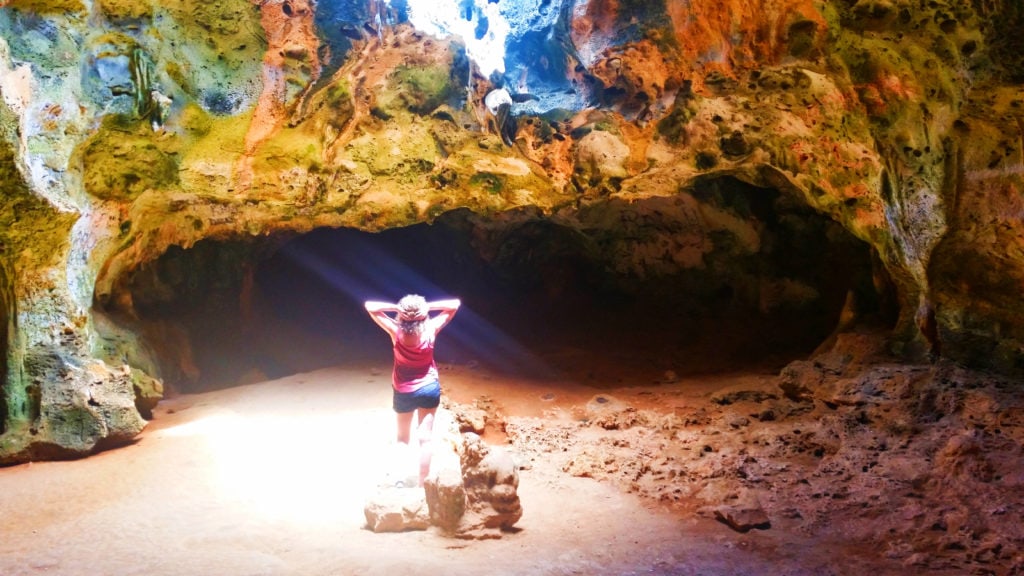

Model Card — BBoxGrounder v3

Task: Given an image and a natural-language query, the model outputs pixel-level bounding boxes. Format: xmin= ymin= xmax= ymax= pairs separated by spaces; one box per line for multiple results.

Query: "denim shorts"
xmin=393 ymin=379 xmax=441 ymax=413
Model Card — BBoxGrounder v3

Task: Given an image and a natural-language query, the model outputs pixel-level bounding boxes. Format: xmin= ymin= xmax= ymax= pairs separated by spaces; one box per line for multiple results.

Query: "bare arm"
xmin=365 ymin=300 xmax=399 ymax=340
xmin=427 ymin=298 xmax=461 ymax=334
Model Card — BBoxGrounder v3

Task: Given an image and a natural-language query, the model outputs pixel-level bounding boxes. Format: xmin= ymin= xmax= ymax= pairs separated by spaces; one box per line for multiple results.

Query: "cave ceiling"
xmin=0 ymin=0 xmax=1022 ymax=462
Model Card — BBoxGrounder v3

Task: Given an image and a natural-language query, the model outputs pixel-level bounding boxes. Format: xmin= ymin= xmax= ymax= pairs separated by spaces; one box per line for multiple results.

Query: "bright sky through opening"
xmin=405 ymin=0 xmax=510 ymax=77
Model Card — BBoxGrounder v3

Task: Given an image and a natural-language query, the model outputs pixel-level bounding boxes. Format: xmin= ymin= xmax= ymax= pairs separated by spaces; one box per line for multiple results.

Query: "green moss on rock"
xmin=657 ymin=100 xmax=695 ymax=144
xmin=346 ymin=122 xmax=440 ymax=178
xmin=376 ymin=64 xmax=453 ymax=117
xmin=470 ymin=172 xmax=505 ymax=195
xmin=322 ymin=79 xmax=355 ymax=131
xmin=78 ymin=117 xmax=180 ymax=200
xmin=253 ymin=124 xmax=323 ymax=174
xmin=181 ymin=0 xmax=260 ymax=38
xmin=154 ymin=0 xmax=266 ymax=108
xmin=178 ymin=102 xmax=214 ymax=137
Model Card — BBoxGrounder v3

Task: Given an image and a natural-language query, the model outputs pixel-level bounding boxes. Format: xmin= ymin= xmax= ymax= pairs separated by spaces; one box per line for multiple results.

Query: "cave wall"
xmin=0 ymin=0 xmax=1021 ymax=462
xmin=0 ymin=84 xmax=146 ymax=460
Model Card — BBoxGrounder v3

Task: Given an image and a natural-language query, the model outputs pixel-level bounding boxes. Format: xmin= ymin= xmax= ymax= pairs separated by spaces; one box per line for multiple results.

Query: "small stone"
xmin=714 ymin=500 xmax=771 ymax=533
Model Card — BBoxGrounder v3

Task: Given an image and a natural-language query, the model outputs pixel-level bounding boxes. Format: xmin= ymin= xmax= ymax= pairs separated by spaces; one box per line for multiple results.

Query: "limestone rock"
xmin=423 ymin=464 xmax=466 ymax=533
xmin=452 ymin=405 xmax=488 ymax=435
xmin=574 ymin=130 xmax=631 ymax=182
xmin=458 ymin=433 xmax=523 ymax=537
xmin=419 ymin=431 xmax=524 ymax=539
xmin=0 ymin=357 xmax=146 ymax=463
xmin=363 ymin=488 xmax=431 ymax=533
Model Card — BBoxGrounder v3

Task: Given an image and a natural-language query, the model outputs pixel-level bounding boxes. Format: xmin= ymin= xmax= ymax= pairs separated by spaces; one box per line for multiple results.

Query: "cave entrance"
xmin=108 ymin=180 xmax=893 ymax=393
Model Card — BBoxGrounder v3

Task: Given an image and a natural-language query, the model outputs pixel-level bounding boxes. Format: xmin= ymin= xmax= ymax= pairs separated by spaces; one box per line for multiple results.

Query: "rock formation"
xmin=363 ymin=488 xmax=431 ymax=533
xmin=505 ymin=330 xmax=1024 ymax=571
xmin=0 ymin=0 xmax=1021 ymax=466
xmin=423 ymin=431 xmax=522 ymax=538
xmin=364 ymin=430 xmax=521 ymax=538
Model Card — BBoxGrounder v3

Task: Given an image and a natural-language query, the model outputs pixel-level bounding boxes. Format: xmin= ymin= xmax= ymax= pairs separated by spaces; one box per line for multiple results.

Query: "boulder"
xmin=363 ymin=488 xmax=431 ymax=533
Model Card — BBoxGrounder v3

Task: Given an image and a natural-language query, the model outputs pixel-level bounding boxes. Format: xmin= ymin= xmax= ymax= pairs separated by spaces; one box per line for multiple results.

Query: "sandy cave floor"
xmin=0 ymin=340 xmax=1015 ymax=576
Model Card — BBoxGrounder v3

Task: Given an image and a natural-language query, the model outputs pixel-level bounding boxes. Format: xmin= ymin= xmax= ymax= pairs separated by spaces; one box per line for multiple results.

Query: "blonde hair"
xmin=397 ymin=294 xmax=428 ymax=335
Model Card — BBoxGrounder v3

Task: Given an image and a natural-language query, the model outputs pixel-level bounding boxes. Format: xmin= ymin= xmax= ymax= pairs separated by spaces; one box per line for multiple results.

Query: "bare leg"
xmin=416 ymin=407 xmax=437 ymax=483
xmin=389 ymin=411 xmax=418 ymax=486
xmin=395 ymin=411 xmax=414 ymax=444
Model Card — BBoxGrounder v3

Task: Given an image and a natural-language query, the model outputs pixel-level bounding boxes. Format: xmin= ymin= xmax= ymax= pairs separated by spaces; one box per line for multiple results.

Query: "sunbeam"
xmin=262 ymin=226 xmax=557 ymax=378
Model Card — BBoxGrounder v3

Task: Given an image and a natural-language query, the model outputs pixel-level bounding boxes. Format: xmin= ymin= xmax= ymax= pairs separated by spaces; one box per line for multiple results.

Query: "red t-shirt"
xmin=392 ymin=332 xmax=438 ymax=393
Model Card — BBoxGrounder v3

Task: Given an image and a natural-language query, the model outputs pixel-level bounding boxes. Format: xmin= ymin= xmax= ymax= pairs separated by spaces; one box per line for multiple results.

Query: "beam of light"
xmin=271 ymin=231 xmax=558 ymax=378
xmin=405 ymin=0 xmax=510 ymax=78
xmin=444 ymin=306 xmax=558 ymax=378
xmin=273 ymin=229 xmax=448 ymax=303
xmin=156 ymin=373 xmax=470 ymax=527
xmin=160 ymin=401 xmax=395 ymax=526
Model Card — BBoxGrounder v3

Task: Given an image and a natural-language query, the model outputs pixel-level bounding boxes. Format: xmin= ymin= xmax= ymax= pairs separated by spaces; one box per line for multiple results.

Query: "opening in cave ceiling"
xmin=405 ymin=0 xmax=510 ymax=78
xmin=95 ymin=177 xmax=896 ymax=394
xmin=315 ymin=0 xmax=590 ymax=114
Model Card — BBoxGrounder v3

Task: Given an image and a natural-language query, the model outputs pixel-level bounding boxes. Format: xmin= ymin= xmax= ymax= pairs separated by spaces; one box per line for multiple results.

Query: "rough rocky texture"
xmin=504 ymin=329 xmax=1024 ymax=573
xmin=454 ymin=432 xmax=523 ymax=537
xmin=423 ymin=430 xmax=523 ymax=539
xmin=423 ymin=463 xmax=467 ymax=533
xmin=363 ymin=487 xmax=431 ymax=533
xmin=365 ymin=430 xmax=522 ymax=538
xmin=0 ymin=1 xmax=1022 ymax=463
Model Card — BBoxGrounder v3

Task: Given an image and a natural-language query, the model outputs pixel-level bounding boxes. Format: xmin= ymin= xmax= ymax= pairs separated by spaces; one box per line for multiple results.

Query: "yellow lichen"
xmin=4 ymin=0 xmax=85 ymax=15
xmin=95 ymin=0 xmax=153 ymax=23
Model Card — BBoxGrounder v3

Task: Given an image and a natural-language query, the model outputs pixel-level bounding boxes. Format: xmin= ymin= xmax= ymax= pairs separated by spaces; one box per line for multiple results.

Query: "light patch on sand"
xmin=161 ymin=405 xmax=395 ymax=525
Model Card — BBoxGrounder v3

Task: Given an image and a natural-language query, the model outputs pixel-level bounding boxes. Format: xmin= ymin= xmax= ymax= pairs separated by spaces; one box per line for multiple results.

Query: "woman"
xmin=365 ymin=294 xmax=461 ymax=485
